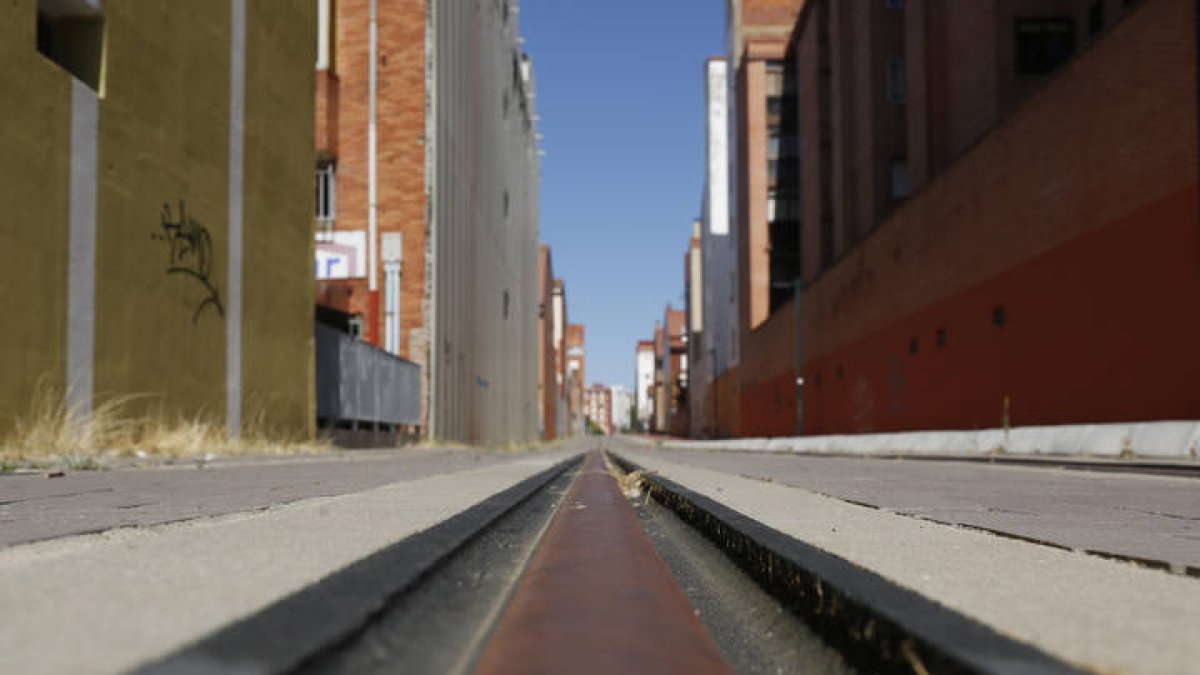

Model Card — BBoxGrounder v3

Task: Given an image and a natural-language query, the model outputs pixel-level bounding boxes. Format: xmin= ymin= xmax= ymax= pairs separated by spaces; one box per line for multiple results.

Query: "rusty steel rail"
xmin=473 ymin=452 xmax=734 ymax=675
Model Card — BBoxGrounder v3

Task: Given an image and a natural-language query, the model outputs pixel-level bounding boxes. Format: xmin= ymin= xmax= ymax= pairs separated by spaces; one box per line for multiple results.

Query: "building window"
xmin=317 ymin=0 xmax=337 ymax=73
xmin=993 ymin=305 xmax=1007 ymax=327
xmin=885 ymin=58 xmax=906 ymax=103
xmin=885 ymin=0 xmax=905 ymax=8
xmin=316 ymin=163 xmax=336 ymax=224
xmin=1016 ymin=18 xmax=1076 ymax=75
xmin=1088 ymin=1 xmax=1104 ymax=37
xmin=890 ymin=158 xmax=910 ymax=199
xmin=766 ymin=61 xmax=786 ymax=95
xmin=36 ymin=0 xmax=105 ymax=91
xmin=937 ymin=327 xmax=947 ymax=348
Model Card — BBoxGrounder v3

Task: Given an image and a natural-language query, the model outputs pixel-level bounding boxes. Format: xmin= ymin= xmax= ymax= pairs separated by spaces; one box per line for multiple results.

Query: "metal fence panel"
xmin=316 ymin=322 xmax=421 ymax=426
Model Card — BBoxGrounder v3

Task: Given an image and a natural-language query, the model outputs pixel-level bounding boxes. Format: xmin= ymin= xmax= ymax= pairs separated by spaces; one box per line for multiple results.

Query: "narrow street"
xmin=2 ymin=440 xmax=1197 ymax=674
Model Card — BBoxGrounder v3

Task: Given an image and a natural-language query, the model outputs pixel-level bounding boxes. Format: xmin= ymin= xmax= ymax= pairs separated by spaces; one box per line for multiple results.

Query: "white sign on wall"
xmin=315 ymin=231 xmax=367 ymax=280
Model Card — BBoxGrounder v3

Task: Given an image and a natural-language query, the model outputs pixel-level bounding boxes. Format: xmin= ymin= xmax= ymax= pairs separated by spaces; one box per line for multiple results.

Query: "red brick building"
xmin=730 ymin=0 xmax=806 ymax=437
xmin=801 ymin=0 xmax=1200 ymax=434
xmin=314 ymin=0 xmax=428 ymax=372
xmin=538 ymin=245 xmax=559 ymax=440
xmin=565 ymin=323 xmax=586 ymax=436
xmin=707 ymin=0 xmax=1200 ymax=439
xmin=584 ymin=384 xmax=614 ymax=435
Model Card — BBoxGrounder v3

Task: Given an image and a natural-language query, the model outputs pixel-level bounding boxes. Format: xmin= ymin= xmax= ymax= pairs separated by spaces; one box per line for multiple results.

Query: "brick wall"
xmin=330 ymin=0 xmax=427 ymax=360
xmin=801 ymin=0 xmax=1200 ymax=433
xmin=740 ymin=299 xmax=798 ymax=436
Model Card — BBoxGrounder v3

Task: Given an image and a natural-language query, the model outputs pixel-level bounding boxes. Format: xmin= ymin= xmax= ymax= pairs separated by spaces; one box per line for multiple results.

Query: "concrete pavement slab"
xmin=0 ymin=451 xmax=576 ymax=675
xmin=629 ymin=445 xmax=1200 ymax=573
xmin=0 ymin=446 xmax=569 ymax=547
xmin=617 ymin=446 xmax=1200 ymax=675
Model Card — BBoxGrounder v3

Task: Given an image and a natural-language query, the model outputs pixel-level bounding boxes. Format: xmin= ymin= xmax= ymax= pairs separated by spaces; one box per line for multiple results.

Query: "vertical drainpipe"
xmin=227 ymin=0 xmax=246 ymax=438
xmin=67 ymin=80 xmax=98 ymax=424
xmin=368 ymin=0 xmax=379 ymax=297
xmin=794 ymin=279 xmax=804 ymax=435
xmin=425 ymin=0 xmax=439 ymax=440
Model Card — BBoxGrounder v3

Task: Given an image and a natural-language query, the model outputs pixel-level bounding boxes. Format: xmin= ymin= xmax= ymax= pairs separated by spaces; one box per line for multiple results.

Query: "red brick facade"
xmin=319 ymin=0 xmax=427 ymax=361
xmin=711 ymin=0 xmax=1199 ymax=438
xmin=801 ymin=0 xmax=1200 ymax=433
xmin=538 ymin=245 xmax=558 ymax=440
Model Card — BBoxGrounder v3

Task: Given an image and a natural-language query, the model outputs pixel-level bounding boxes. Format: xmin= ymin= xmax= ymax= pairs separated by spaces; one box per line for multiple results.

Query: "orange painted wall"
xmin=739 ymin=300 xmax=798 ymax=437
xmin=800 ymin=0 xmax=1200 ymax=434
xmin=712 ymin=367 xmax=743 ymax=438
xmin=803 ymin=186 xmax=1200 ymax=433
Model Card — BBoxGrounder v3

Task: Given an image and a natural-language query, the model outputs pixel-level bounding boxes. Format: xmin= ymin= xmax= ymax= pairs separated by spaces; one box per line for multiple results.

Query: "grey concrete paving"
xmin=0 ymin=445 xmax=574 ymax=547
xmin=620 ymin=442 xmax=1200 ymax=572
xmin=618 ymin=447 xmax=1200 ymax=675
xmin=0 ymin=450 xmax=577 ymax=675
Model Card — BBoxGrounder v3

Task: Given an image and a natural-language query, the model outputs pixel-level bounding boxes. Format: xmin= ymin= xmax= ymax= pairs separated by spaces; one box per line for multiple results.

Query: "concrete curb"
xmin=612 ymin=452 xmax=1083 ymax=675
xmin=641 ymin=420 xmax=1200 ymax=461
xmin=132 ymin=455 xmax=580 ymax=675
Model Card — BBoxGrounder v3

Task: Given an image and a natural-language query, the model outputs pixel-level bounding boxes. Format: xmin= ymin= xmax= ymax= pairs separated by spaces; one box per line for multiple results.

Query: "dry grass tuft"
xmin=0 ymin=384 xmax=330 ymax=470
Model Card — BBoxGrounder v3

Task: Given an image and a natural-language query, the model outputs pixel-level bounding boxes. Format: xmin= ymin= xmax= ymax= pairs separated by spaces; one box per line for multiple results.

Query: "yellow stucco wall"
xmin=0 ymin=1 xmax=315 ymax=438
xmin=0 ymin=1 xmax=72 ymax=428
xmin=243 ymin=0 xmax=317 ymax=437
xmin=94 ymin=2 xmax=232 ymax=424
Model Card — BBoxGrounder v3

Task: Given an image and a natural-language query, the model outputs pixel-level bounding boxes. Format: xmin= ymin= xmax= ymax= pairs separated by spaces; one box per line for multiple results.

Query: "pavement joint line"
xmin=610 ymin=451 xmax=1086 ymax=675
xmin=131 ymin=453 xmax=583 ymax=675
xmin=710 ymin=460 xmax=1199 ymax=578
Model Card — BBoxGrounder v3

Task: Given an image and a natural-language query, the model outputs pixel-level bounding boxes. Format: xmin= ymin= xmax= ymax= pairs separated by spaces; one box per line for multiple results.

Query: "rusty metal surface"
xmin=473 ymin=452 xmax=734 ymax=675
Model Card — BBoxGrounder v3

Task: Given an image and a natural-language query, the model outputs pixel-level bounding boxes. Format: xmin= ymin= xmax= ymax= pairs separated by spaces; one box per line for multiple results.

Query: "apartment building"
xmin=697 ymin=56 xmax=742 ymax=438
xmin=565 ymin=323 xmax=586 ymax=437
xmin=660 ymin=306 xmax=689 ymax=437
xmin=609 ymin=384 xmax=632 ymax=434
xmin=551 ymin=278 xmax=571 ymax=436
xmin=584 ymin=384 xmax=613 ymax=435
xmin=635 ymin=340 xmax=656 ymax=431
xmin=1 ymin=0 xmax=316 ymax=438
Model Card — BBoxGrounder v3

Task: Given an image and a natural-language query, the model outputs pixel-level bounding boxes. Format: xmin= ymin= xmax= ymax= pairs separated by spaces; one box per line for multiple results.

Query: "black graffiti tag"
xmin=153 ymin=200 xmax=225 ymax=324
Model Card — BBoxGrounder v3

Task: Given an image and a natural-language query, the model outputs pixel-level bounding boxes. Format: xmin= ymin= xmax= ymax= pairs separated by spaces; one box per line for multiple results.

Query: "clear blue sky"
xmin=521 ymin=0 xmax=724 ymax=392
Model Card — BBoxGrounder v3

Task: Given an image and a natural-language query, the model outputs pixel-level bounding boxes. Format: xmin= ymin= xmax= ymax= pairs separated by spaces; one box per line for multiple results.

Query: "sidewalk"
xmin=0 ymin=446 xmax=567 ymax=547
xmin=614 ymin=442 xmax=1200 ymax=675
xmin=0 ymin=447 xmax=578 ymax=674
xmin=618 ymin=442 xmax=1200 ymax=573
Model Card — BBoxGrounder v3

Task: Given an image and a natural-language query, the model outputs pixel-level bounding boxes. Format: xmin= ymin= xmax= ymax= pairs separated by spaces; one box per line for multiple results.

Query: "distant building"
xmin=537 ymin=245 xmax=562 ymax=440
xmin=565 ymin=324 xmax=587 ymax=436
xmin=552 ymin=279 xmax=571 ymax=436
xmin=684 ymin=220 xmax=709 ymax=438
xmin=653 ymin=322 xmax=667 ymax=433
xmin=661 ymin=306 xmax=689 ymax=437
xmin=609 ymin=385 xmax=632 ymax=433
xmin=700 ymin=56 xmax=739 ymax=438
xmin=584 ymin=384 xmax=613 ymax=435
xmin=635 ymin=340 xmax=656 ymax=431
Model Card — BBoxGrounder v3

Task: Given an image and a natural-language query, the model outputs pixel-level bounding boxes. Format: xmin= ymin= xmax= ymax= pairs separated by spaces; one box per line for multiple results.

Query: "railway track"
xmin=134 ymin=446 xmax=1092 ymax=675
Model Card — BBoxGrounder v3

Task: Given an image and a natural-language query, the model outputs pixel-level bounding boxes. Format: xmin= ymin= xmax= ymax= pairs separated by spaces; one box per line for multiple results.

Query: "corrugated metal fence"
xmin=316 ymin=322 xmax=421 ymax=427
